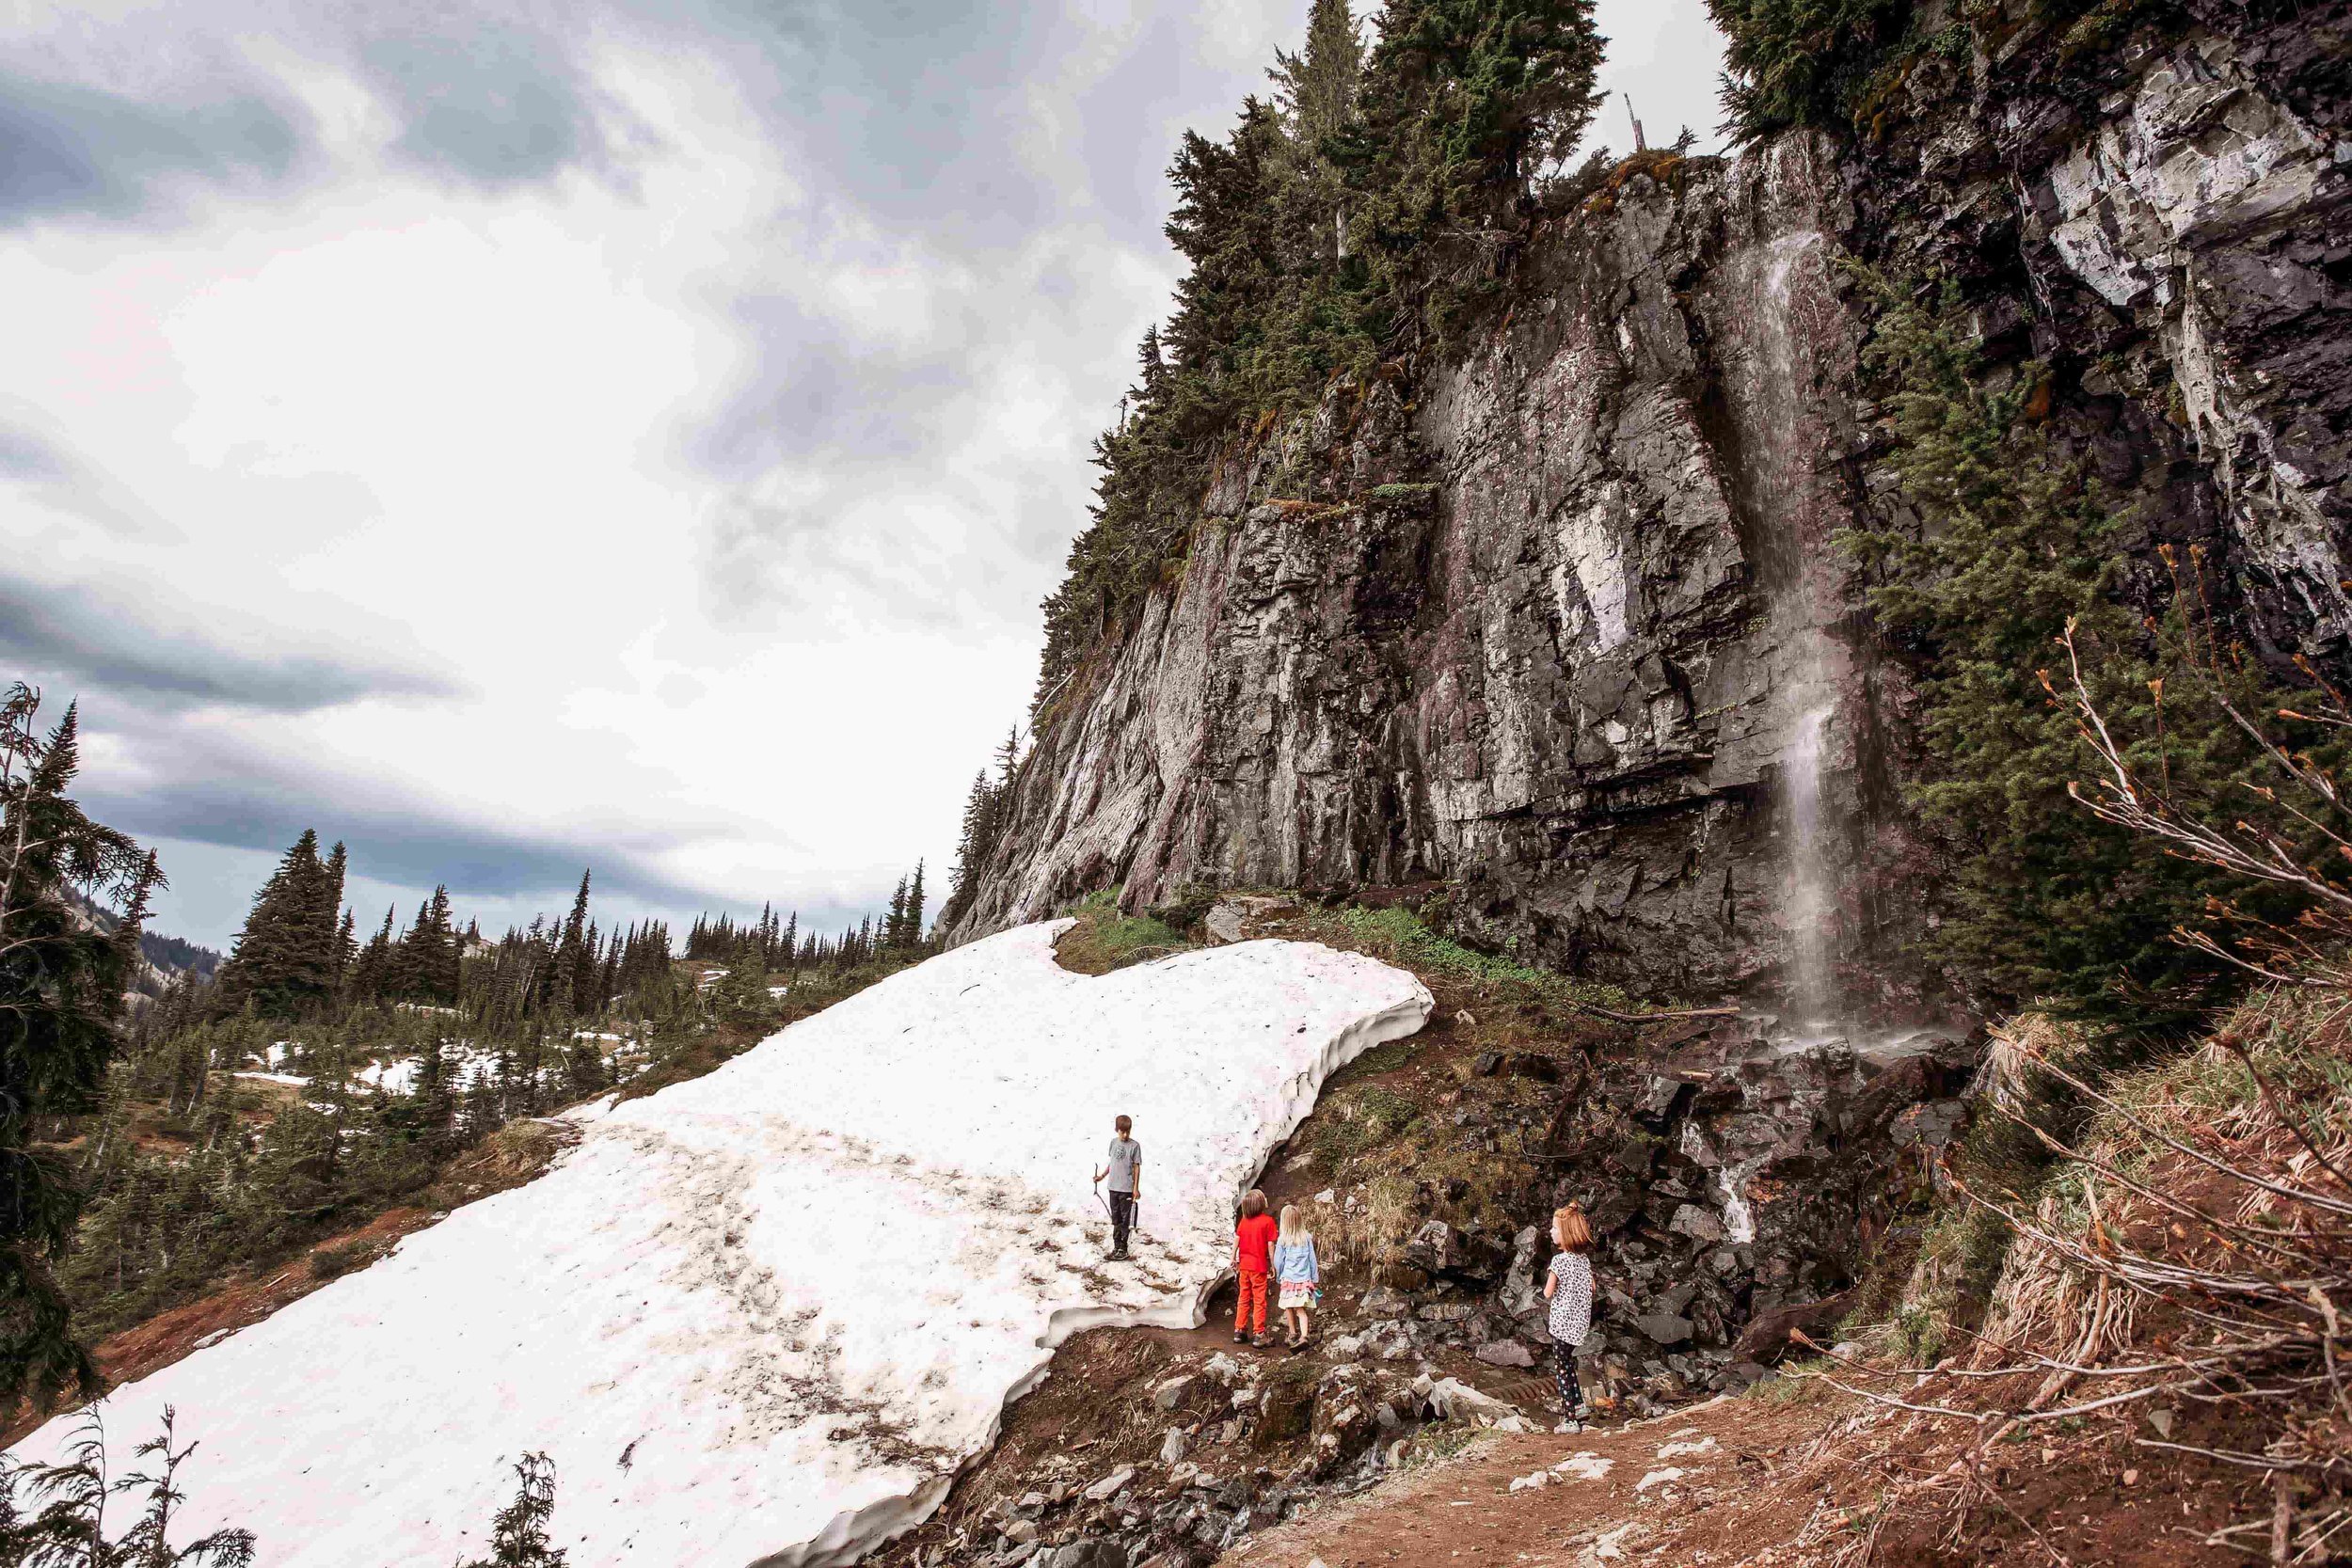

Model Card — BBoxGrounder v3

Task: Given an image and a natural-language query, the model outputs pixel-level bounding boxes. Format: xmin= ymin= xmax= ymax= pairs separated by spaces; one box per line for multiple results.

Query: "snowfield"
xmin=10 ymin=923 xmax=1429 ymax=1568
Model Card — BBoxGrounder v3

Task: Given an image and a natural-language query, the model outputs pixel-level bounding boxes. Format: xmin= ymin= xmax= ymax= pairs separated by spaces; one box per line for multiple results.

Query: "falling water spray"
xmin=1756 ymin=232 xmax=1845 ymax=1034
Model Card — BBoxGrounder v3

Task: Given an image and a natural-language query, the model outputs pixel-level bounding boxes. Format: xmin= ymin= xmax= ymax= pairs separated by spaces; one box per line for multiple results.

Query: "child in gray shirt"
xmin=1093 ymin=1115 xmax=1142 ymax=1260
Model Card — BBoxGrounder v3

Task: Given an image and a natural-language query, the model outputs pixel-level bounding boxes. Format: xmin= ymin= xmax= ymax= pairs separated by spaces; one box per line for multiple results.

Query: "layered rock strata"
xmin=958 ymin=3 xmax=2349 ymax=1008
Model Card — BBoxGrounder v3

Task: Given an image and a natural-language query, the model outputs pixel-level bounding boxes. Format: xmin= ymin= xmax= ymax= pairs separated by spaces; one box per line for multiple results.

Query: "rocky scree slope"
xmin=950 ymin=0 xmax=2351 ymax=1012
xmin=876 ymin=903 xmax=1970 ymax=1568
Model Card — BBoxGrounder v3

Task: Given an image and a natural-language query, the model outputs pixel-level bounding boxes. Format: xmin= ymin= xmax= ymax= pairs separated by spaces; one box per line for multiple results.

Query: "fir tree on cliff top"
xmin=1034 ymin=0 xmax=1606 ymax=712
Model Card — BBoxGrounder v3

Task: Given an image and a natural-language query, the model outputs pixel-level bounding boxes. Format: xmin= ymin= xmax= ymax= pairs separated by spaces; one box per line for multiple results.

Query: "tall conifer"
xmin=0 ymin=685 xmax=160 ymax=1407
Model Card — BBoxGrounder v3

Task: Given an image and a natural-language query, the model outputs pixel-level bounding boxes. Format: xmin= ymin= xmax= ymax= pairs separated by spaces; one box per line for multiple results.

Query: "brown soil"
xmin=1229 ymin=1379 xmax=2249 ymax=1568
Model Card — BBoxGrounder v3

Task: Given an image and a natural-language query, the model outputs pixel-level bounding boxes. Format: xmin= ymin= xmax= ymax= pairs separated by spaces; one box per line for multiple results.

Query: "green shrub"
xmin=1840 ymin=270 xmax=2332 ymax=1017
xmin=308 ymin=1239 xmax=375 ymax=1282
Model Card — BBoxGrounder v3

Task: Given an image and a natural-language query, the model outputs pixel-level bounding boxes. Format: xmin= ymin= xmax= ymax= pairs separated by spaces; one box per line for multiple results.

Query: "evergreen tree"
xmin=1270 ymin=0 xmax=1366 ymax=259
xmin=1272 ymin=0 xmax=1366 ymax=151
xmin=904 ymin=862 xmax=926 ymax=949
xmin=0 ymin=685 xmax=161 ymax=1408
xmin=310 ymin=841 xmax=347 ymax=991
xmin=210 ymin=832 xmax=334 ymax=1019
xmin=328 ymin=909 xmax=355 ymax=994
xmin=458 ymin=1452 xmax=565 ymax=1568
xmin=883 ymin=877 xmax=910 ymax=950
xmin=553 ymin=871 xmax=592 ymax=1015
xmin=348 ymin=907 xmax=395 ymax=1006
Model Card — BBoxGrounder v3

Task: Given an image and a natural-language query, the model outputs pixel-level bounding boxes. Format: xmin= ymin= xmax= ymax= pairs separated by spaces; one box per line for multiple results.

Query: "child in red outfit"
xmin=1232 ymin=1189 xmax=1279 ymax=1346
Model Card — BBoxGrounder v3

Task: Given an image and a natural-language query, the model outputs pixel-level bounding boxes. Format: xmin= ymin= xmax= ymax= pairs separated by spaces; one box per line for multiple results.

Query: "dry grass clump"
xmin=1806 ymin=985 xmax=2351 ymax=1563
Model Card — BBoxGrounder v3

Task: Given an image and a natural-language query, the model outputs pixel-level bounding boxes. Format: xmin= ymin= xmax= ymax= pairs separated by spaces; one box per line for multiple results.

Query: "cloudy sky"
xmin=2 ymin=0 xmax=1729 ymax=953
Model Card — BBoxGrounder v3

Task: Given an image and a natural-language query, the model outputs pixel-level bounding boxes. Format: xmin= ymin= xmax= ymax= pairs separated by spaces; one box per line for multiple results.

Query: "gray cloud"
xmin=77 ymin=718 xmax=787 ymax=918
xmin=357 ymin=24 xmax=641 ymax=190
xmin=692 ymin=293 xmax=967 ymax=480
xmin=106 ymin=773 xmax=709 ymax=907
xmin=674 ymin=0 xmax=1070 ymax=244
xmin=0 ymin=423 xmax=68 ymax=479
xmin=0 ymin=69 xmax=307 ymax=228
xmin=0 ymin=573 xmax=467 ymax=714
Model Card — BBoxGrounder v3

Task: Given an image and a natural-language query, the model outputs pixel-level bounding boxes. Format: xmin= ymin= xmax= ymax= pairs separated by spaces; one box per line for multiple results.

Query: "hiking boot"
xmin=1250 ymin=1333 xmax=1273 ymax=1349
xmin=1232 ymin=1330 xmax=1248 ymax=1344
xmin=1107 ymin=1247 xmax=1129 ymax=1261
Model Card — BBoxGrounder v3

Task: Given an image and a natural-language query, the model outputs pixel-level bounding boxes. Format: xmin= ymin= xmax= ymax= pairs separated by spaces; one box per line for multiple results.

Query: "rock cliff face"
xmin=957 ymin=3 xmax=2350 ymax=1008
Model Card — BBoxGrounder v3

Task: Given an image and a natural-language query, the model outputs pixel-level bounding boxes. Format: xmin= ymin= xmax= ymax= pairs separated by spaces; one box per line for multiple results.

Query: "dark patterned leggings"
xmin=1553 ymin=1339 xmax=1584 ymax=1417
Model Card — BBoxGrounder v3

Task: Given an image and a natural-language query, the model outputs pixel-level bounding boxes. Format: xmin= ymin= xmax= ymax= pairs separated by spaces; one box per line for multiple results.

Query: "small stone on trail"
xmin=1508 ymin=1469 xmax=1551 ymax=1492
xmin=1161 ymin=1427 xmax=1187 ymax=1465
xmin=1152 ymin=1374 xmax=1194 ymax=1410
xmin=1082 ymin=1465 xmax=1135 ymax=1502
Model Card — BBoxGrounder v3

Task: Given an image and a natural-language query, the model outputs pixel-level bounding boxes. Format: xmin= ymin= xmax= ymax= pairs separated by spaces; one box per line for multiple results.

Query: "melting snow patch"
xmin=1589 ymin=1522 xmax=1640 ymax=1561
xmin=9 ymin=923 xmax=1427 ymax=1568
xmin=1551 ymin=1452 xmax=1613 ymax=1481
xmin=1634 ymin=1466 xmax=1685 ymax=1494
xmin=1655 ymin=1435 xmax=1716 ymax=1461
xmin=1508 ymin=1469 xmax=1550 ymax=1492
xmin=231 ymin=1071 xmax=310 ymax=1088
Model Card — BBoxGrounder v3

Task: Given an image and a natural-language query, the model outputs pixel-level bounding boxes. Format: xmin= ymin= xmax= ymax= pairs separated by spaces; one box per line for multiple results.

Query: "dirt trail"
xmin=1226 ymin=1382 xmax=2243 ymax=1568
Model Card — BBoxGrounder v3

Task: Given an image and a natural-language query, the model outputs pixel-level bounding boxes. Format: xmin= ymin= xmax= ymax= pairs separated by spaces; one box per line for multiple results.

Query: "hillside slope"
xmin=5 ymin=926 xmax=1430 ymax=1568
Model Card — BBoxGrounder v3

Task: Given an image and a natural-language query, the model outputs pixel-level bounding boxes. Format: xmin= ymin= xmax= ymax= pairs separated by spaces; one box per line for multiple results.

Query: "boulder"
xmin=1474 ymin=1339 xmax=1536 ymax=1369
xmin=1406 ymin=1219 xmax=1456 ymax=1272
xmin=1729 ymin=1289 xmax=1858 ymax=1364
xmin=1257 ymin=1374 xmax=1317 ymax=1446
xmin=1634 ymin=1312 xmax=1694 ymax=1346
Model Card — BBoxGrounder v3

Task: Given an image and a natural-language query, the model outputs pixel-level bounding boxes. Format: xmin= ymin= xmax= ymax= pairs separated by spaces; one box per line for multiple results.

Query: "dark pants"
xmin=1553 ymin=1339 xmax=1584 ymax=1418
xmin=1108 ymin=1190 xmax=1136 ymax=1252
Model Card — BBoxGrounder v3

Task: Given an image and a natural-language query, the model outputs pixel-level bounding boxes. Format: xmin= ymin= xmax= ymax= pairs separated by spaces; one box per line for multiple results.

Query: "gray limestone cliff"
xmin=955 ymin=3 xmax=2349 ymax=1011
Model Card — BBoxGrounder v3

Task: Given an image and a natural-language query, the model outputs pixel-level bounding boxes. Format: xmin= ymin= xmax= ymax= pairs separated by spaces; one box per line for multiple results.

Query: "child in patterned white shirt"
xmin=1543 ymin=1202 xmax=1596 ymax=1433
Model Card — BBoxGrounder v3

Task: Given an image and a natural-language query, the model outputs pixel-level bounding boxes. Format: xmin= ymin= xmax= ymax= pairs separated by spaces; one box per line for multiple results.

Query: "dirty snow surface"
xmin=11 ymin=923 xmax=1429 ymax=1568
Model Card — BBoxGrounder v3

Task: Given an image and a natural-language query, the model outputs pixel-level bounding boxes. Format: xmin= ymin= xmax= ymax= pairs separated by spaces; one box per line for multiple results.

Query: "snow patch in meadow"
xmin=11 ymin=923 xmax=1429 ymax=1568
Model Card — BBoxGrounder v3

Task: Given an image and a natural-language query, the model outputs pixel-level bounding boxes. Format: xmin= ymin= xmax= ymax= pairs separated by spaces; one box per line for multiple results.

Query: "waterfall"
xmin=1779 ymin=697 xmax=1836 ymax=1027
xmin=1754 ymin=231 xmax=1845 ymax=1033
